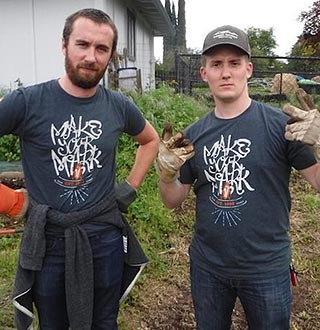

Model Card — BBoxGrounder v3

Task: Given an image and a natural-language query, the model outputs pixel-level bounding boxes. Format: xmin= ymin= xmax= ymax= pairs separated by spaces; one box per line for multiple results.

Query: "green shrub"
xmin=0 ymin=135 xmax=20 ymax=161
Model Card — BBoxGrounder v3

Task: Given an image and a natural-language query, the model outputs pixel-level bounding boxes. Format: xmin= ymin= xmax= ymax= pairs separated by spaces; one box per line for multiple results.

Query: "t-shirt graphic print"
xmin=51 ymin=114 xmax=102 ymax=205
xmin=203 ymin=134 xmax=255 ymax=227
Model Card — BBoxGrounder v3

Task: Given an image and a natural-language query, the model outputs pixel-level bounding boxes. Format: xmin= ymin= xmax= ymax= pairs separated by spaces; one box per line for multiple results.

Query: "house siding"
xmin=0 ymin=0 xmax=165 ymax=91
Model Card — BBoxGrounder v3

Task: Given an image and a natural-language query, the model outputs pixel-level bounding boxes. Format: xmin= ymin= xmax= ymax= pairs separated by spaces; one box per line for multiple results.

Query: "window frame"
xmin=127 ymin=9 xmax=136 ymax=61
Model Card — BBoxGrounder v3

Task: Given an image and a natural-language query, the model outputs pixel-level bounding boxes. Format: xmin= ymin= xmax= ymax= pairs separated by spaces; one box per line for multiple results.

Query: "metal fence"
xmin=156 ymin=53 xmax=320 ymax=99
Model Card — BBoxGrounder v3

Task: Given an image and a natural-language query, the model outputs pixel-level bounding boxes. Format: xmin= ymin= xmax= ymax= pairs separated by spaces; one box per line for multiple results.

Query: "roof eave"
xmin=133 ymin=0 xmax=175 ymax=37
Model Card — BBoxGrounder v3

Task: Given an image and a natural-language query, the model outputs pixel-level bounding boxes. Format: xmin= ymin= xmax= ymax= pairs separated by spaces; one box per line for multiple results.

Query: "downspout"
xmin=31 ymin=0 xmax=38 ymax=83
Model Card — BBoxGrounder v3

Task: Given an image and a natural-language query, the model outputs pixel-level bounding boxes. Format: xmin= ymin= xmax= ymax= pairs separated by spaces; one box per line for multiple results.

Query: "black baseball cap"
xmin=202 ymin=25 xmax=251 ymax=57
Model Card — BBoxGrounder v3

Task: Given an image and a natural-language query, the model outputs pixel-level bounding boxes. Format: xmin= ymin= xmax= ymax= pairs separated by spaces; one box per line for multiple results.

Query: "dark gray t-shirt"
xmin=0 ymin=80 xmax=146 ymax=212
xmin=180 ymin=100 xmax=316 ymax=279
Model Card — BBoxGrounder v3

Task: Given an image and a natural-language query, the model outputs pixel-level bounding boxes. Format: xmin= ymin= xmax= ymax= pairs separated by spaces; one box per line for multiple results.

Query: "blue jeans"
xmin=190 ymin=259 xmax=292 ymax=330
xmin=32 ymin=228 xmax=124 ymax=330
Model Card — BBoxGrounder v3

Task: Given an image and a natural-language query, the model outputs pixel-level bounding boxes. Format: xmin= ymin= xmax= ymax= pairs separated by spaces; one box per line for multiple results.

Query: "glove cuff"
xmin=115 ymin=181 xmax=137 ymax=213
xmin=12 ymin=189 xmax=29 ymax=219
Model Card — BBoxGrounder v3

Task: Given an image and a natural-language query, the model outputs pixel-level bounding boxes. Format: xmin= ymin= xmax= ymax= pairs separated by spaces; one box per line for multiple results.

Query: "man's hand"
xmin=155 ymin=123 xmax=195 ymax=183
xmin=283 ymin=88 xmax=320 ymax=160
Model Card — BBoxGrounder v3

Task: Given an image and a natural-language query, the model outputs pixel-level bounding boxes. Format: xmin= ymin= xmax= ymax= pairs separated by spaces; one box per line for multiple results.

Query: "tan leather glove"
xmin=283 ymin=88 xmax=320 ymax=160
xmin=155 ymin=123 xmax=195 ymax=183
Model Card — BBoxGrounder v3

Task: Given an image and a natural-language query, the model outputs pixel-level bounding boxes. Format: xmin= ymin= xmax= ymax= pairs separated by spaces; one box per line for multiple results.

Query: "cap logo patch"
xmin=213 ymin=30 xmax=239 ymax=40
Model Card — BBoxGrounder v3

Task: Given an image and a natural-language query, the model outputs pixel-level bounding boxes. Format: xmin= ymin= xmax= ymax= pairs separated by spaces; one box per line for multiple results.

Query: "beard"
xmin=65 ymin=53 xmax=108 ymax=89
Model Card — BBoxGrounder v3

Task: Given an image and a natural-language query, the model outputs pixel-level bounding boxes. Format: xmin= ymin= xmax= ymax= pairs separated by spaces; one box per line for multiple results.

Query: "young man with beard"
xmin=156 ymin=25 xmax=320 ymax=329
xmin=0 ymin=8 xmax=159 ymax=330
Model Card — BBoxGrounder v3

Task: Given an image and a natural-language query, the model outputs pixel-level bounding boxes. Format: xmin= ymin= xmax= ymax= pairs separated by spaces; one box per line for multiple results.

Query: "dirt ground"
xmin=1 ymin=173 xmax=320 ymax=329
xmin=121 ymin=234 xmax=319 ymax=330
xmin=120 ymin=173 xmax=320 ymax=330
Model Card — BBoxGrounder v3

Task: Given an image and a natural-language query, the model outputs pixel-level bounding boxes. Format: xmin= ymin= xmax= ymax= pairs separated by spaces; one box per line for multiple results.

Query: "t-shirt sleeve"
xmin=179 ymin=160 xmax=195 ymax=184
xmin=122 ymin=96 xmax=146 ymax=136
xmin=287 ymin=140 xmax=317 ymax=170
xmin=0 ymin=89 xmax=26 ymax=137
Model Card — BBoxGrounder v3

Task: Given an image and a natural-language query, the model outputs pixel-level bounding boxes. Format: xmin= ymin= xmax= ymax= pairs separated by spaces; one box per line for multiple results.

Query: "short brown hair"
xmin=62 ymin=8 xmax=118 ymax=56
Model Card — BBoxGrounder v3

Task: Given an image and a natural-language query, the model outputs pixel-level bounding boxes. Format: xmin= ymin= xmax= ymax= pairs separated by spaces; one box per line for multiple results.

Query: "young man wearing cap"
xmin=156 ymin=25 xmax=320 ymax=329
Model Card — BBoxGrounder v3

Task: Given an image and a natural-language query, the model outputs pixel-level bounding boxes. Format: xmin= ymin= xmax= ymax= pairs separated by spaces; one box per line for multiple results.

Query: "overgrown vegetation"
xmin=0 ymin=85 xmax=319 ymax=329
xmin=0 ymin=135 xmax=20 ymax=161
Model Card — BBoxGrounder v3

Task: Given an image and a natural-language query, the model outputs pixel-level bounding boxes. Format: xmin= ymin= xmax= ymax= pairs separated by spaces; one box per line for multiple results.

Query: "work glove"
xmin=114 ymin=181 xmax=137 ymax=213
xmin=0 ymin=183 xmax=28 ymax=220
xmin=282 ymin=88 xmax=320 ymax=161
xmin=155 ymin=123 xmax=195 ymax=183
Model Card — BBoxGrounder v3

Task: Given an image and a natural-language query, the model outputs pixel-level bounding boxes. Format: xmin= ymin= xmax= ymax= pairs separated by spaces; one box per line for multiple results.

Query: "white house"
xmin=0 ymin=0 xmax=174 ymax=91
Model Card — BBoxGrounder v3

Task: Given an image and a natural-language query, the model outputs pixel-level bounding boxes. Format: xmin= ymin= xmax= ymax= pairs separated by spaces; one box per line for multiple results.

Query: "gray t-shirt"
xmin=180 ymin=100 xmax=316 ymax=279
xmin=0 ymin=80 xmax=146 ymax=212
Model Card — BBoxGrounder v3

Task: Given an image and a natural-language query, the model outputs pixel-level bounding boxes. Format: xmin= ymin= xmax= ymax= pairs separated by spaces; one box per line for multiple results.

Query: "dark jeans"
xmin=190 ymin=259 xmax=292 ymax=330
xmin=32 ymin=228 xmax=124 ymax=330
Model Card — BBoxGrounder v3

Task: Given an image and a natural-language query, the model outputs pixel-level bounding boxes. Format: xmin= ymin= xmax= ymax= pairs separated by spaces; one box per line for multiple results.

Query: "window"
xmin=127 ymin=10 xmax=136 ymax=60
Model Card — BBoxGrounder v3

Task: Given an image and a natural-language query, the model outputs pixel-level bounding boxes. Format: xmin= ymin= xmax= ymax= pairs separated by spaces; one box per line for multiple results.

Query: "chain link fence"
xmin=156 ymin=53 xmax=320 ymax=101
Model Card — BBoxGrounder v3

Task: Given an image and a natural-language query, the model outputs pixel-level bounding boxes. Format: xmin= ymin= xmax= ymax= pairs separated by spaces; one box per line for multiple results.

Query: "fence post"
xmin=279 ymin=72 xmax=283 ymax=96
xmin=175 ymin=51 xmax=180 ymax=93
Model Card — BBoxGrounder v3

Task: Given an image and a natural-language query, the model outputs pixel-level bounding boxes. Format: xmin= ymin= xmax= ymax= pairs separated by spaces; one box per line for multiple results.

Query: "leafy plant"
xmin=0 ymin=135 xmax=20 ymax=161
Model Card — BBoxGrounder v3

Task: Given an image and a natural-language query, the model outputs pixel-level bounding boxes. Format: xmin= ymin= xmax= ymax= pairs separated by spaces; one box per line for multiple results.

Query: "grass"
xmin=289 ymin=173 xmax=320 ymax=330
xmin=0 ymin=235 xmax=19 ymax=329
